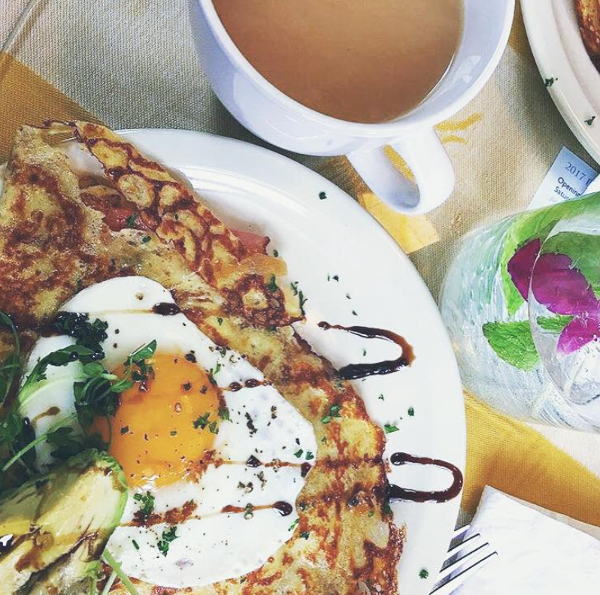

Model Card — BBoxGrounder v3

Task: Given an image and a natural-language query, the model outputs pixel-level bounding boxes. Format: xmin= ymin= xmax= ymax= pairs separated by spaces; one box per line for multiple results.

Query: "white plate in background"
xmin=522 ymin=0 xmax=600 ymax=165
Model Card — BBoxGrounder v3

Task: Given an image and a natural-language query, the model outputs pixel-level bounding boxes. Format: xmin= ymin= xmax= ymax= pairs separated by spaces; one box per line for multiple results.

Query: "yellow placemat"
xmin=0 ymin=53 xmax=98 ymax=160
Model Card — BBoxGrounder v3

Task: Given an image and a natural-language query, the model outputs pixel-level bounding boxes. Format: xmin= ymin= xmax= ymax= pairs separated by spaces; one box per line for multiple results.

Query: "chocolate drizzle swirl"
xmin=318 ymin=322 xmax=415 ymax=379
xmin=388 ymin=452 xmax=463 ymax=504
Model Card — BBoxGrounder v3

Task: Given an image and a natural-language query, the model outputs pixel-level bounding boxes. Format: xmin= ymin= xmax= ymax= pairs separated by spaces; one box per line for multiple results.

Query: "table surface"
xmin=1 ymin=0 xmax=600 ymax=531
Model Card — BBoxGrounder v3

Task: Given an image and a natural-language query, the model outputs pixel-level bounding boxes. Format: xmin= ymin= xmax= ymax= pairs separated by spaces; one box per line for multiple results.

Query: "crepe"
xmin=576 ymin=0 xmax=600 ymax=71
xmin=0 ymin=123 xmax=404 ymax=594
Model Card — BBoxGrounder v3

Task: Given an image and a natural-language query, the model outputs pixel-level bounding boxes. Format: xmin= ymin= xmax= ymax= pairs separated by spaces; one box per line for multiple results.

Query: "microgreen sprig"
xmin=0 ymin=311 xmax=20 ymax=407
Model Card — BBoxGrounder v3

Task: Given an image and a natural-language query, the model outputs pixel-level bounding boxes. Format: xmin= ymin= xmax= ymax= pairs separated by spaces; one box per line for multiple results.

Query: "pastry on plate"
xmin=576 ymin=0 xmax=600 ymax=71
xmin=0 ymin=123 xmax=406 ymax=594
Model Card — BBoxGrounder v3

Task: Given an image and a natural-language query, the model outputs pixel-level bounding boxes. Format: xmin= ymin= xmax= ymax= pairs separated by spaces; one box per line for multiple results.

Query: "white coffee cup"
xmin=190 ymin=0 xmax=514 ymax=215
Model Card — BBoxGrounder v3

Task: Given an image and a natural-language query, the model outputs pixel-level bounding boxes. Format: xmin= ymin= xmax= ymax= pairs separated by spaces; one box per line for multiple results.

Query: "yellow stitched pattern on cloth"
xmin=0 ymin=53 xmax=99 ymax=160
xmin=353 ymin=113 xmax=482 ymax=254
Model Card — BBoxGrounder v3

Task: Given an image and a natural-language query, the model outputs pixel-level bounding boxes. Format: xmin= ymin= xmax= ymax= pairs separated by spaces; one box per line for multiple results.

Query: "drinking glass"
xmin=440 ymin=193 xmax=600 ymax=431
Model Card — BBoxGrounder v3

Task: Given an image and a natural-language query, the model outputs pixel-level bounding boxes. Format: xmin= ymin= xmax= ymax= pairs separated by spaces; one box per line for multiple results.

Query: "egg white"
xmin=19 ymin=277 xmax=317 ymax=587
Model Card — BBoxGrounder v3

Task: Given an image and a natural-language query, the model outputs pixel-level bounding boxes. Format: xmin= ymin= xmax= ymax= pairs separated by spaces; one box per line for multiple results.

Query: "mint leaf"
xmin=541 ymin=232 xmax=600 ymax=298
xmin=537 ymin=315 xmax=574 ymax=334
xmin=482 ymin=321 xmax=540 ymax=371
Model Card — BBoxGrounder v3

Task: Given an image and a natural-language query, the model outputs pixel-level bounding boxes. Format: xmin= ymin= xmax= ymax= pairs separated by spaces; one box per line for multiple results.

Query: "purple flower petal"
xmin=557 ymin=315 xmax=600 ymax=354
xmin=531 ymin=253 xmax=599 ymax=316
xmin=507 ymin=239 xmax=541 ymax=301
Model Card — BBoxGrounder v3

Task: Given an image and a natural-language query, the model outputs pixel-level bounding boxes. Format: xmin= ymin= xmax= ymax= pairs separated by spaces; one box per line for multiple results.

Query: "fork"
xmin=430 ymin=524 xmax=498 ymax=595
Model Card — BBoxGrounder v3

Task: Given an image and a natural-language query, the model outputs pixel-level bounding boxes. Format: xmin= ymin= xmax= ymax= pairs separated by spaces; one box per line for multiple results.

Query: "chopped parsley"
xmin=120 ymin=426 xmax=129 ymax=435
xmin=218 ymin=407 xmax=230 ymax=421
xmin=384 ymin=424 xmax=399 ymax=434
xmin=193 ymin=413 xmax=210 ymax=430
xmin=378 ymin=394 xmax=385 ymax=401
xmin=300 ymin=531 xmax=310 ymax=539
xmin=352 ymin=310 xmax=358 ymax=316
xmin=134 ymin=491 xmax=155 ymax=518
xmin=298 ymin=290 xmax=308 ymax=314
xmin=52 ymin=312 xmax=108 ymax=357
xmin=141 ymin=235 xmax=151 ymax=244
xmin=332 ymin=275 xmax=339 ymax=282
xmin=319 ymin=191 xmax=327 ymax=200
xmin=419 ymin=568 xmax=429 ymax=579
xmin=132 ymin=539 xmax=140 ymax=550
xmin=267 ymin=275 xmax=278 ymax=292
xmin=544 ymin=77 xmax=556 ymax=87
xmin=209 ymin=420 xmax=219 ymax=434
xmin=586 ymin=116 xmax=597 ymax=126
xmin=305 ymin=451 xmax=314 ymax=461
xmin=217 ymin=317 xmax=223 ymax=326
xmin=321 ymin=404 xmax=341 ymax=424
xmin=368 ymin=510 xmax=375 ymax=517
xmin=126 ymin=212 xmax=139 ymax=228
xmin=294 ymin=449 xmax=303 ymax=458
xmin=157 ymin=526 xmax=178 ymax=556
xmin=273 ymin=249 xmax=279 ymax=257
xmin=288 ymin=518 xmax=299 ymax=531
xmin=408 ymin=406 xmax=415 ymax=417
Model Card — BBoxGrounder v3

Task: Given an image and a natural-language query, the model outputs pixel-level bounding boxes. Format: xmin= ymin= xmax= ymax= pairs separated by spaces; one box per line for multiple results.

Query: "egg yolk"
xmin=92 ymin=353 xmax=221 ymax=489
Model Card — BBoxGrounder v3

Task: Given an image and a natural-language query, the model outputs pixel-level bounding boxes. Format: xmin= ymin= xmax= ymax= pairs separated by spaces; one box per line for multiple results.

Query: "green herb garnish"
xmin=193 ymin=413 xmax=210 ymax=430
xmin=134 ymin=491 xmax=155 ymax=518
xmin=321 ymin=404 xmax=341 ymax=424
xmin=126 ymin=213 xmax=139 ymax=228
xmin=384 ymin=424 xmax=399 ymax=434
xmin=157 ymin=526 xmax=178 ymax=556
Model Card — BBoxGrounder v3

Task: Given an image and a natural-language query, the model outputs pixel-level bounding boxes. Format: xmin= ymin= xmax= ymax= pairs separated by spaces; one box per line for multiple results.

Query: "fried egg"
xmin=19 ymin=277 xmax=317 ymax=588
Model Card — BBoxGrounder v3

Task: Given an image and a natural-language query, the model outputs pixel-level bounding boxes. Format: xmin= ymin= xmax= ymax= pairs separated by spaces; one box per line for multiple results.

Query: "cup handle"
xmin=347 ymin=128 xmax=455 ymax=215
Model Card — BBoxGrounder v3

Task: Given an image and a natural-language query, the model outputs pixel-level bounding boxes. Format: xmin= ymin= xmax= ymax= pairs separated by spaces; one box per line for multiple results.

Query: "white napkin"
xmin=454 ymin=486 xmax=600 ymax=595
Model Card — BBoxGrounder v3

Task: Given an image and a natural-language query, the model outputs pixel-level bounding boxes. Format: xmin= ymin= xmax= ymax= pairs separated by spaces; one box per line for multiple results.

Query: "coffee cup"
xmin=190 ymin=0 xmax=514 ymax=215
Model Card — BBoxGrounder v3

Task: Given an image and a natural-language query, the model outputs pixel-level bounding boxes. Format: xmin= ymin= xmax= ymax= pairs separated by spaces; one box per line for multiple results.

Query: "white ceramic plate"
xmin=522 ymin=0 xmax=600 ymax=165
xmin=2 ymin=130 xmax=466 ymax=595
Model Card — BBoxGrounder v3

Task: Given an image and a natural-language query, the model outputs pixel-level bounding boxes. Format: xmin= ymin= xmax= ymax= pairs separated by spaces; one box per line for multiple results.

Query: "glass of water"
xmin=440 ymin=193 xmax=600 ymax=431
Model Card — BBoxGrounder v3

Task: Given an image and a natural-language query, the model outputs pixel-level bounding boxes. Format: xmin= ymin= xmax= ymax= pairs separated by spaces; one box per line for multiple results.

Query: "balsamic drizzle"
xmin=228 ymin=379 xmax=267 ymax=392
xmin=152 ymin=302 xmax=182 ymax=316
xmin=221 ymin=501 xmax=293 ymax=517
xmin=317 ymin=322 xmax=415 ymax=380
xmin=387 ymin=452 xmax=463 ymax=504
xmin=272 ymin=501 xmax=293 ymax=516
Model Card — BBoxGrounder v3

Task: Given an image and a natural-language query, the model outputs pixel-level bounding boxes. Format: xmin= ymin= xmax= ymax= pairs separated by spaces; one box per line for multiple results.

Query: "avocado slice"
xmin=0 ymin=449 xmax=128 ymax=594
